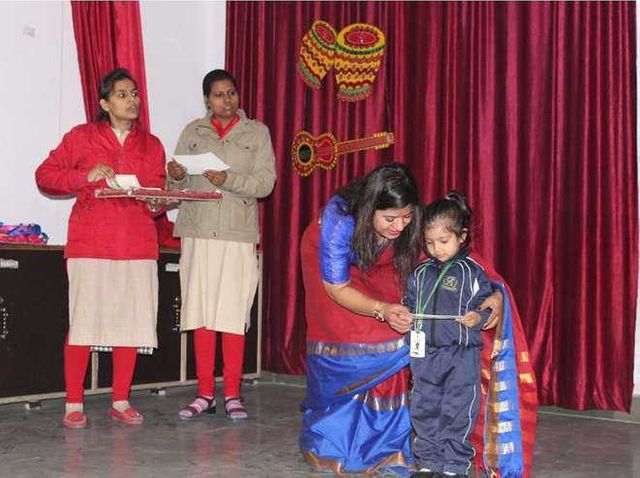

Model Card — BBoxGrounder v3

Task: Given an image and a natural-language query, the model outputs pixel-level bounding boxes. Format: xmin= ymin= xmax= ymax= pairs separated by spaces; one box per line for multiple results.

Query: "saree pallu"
xmin=469 ymin=257 xmax=538 ymax=478
xmin=300 ymin=222 xmax=413 ymax=473
xmin=300 ymin=338 xmax=413 ymax=474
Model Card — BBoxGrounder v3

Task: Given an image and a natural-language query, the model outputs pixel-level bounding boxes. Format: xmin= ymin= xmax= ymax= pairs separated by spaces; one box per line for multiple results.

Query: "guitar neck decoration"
xmin=292 ymin=130 xmax=395 ymax=177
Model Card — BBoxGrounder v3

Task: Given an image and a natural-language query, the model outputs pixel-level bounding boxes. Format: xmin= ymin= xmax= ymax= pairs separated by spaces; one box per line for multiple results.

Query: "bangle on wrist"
xmin=373 ymin=302 xmax=386 ymax=323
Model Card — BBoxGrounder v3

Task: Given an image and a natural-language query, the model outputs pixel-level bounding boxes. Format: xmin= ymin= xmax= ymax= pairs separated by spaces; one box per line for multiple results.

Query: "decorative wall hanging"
xmin=334 ymin=23 xmax=386 ymax=102
xmin=297 ymin=20 xmax=337 ymax=89
xmin=296 ymin=21 xmax=386 ymax=102
xmin=292 ymin=130 xmax=395 ymax=176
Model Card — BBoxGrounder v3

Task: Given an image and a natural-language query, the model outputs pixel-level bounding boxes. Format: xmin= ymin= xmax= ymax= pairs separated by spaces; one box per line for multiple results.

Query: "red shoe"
xmin=109 ymin=407 xmax=144 ymax=425
xmin=63 ymin=411 xmax=88 ymax=429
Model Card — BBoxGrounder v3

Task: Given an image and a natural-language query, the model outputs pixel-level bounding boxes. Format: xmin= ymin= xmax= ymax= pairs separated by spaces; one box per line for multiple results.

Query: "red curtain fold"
xmin=70 ymin=0 xmax=150 ymax=129
xmin=226 ymin=2 xmax=637 ymax=411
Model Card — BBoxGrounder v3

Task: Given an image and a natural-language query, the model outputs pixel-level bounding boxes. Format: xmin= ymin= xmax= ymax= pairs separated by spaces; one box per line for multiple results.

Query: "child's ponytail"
xmin=424 ymin=190 xmax=474 ymax=250
xmin=445 ymin=191 xmax=472 ymax=225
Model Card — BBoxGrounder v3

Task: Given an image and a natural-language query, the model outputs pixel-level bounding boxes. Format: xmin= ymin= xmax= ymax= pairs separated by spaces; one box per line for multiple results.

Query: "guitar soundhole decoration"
xmin=292 ymin=130 xmax=394 ymax=177
xmin=297 ymin=144 xmax=313 ymax=164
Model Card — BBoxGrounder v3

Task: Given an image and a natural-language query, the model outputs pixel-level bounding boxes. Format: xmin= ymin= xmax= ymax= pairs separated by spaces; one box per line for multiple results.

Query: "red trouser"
xmin=64 ymin=336 xmax=137 ymax=403
xmin=194 ymin=327 xmax=245 ymax=398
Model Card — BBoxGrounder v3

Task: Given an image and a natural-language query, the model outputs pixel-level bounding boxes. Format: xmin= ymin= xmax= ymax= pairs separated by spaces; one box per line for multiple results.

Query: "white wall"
xmin=0 ymin=1 xmax=226 ymax=244
xmin=140 ymin=0 xmax=226 ymax=156
xmin=0 ymin=1 xmax=83 ymax=243
xmin=140 ymin=0 xmax=226 ymax=221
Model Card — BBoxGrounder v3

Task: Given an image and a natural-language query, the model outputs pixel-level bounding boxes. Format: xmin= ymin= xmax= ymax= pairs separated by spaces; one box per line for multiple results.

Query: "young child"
xmin=405 ymin=191 xmax=494 ymax=478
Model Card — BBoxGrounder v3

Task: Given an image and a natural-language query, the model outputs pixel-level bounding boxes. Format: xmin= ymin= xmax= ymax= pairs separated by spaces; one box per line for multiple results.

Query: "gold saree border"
xmin=303 ymin=450 xmax=410 ymax=475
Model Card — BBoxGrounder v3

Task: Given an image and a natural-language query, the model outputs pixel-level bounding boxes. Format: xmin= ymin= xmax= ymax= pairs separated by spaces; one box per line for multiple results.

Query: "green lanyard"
xmin=413 ymin=261 xmax=453 ymax=332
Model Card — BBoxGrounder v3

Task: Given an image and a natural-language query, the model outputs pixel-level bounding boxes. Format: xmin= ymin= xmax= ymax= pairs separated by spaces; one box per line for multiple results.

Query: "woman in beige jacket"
xmin=167 ymin=69 xmax=276 ymax=420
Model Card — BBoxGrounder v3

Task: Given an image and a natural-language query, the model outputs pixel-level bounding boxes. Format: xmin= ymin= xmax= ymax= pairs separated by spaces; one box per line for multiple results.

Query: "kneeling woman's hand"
xmin=380 ymin=303 xmax=413 ymax=334
xmin=478 ymin=290 xmax=504 ymax=330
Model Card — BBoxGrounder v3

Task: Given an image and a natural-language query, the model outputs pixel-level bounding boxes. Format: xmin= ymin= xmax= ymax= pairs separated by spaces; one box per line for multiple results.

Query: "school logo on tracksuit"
xmin=441 ymin=275 xmax=459 ymax=292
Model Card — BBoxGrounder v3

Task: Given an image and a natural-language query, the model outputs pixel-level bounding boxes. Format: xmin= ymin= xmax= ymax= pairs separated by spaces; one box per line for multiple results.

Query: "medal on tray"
xmin=95 ymin=174 xmax=223 ymax=201
xmin=94 ymin=188 xmax=223 ymax=201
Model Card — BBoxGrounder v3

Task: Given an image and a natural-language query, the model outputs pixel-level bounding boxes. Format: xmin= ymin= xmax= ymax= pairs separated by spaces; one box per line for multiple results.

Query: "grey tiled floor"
xmin=0 ymin=382 xmax=639 ymax=477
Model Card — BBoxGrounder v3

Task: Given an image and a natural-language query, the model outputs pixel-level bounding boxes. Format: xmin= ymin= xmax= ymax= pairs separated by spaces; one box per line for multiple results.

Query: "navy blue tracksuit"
xmin=404 ymin=252 xmax=493 ymax=475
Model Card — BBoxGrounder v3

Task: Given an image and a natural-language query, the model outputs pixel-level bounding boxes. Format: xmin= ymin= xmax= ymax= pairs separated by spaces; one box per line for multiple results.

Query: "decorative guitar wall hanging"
xmin=291 ymin=130 xmax=395 ymax=176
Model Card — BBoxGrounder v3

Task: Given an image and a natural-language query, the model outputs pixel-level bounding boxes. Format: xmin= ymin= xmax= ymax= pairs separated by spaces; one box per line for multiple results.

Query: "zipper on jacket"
xmin=429 ymin=264 xmax=439 ymax=347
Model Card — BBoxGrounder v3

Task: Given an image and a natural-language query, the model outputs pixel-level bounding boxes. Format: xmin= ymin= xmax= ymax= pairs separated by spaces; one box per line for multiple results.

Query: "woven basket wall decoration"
xmin=296 ymin=20 xmax=337 ymax=89
xmin=334 ymin=23 xmax=386 ymax=102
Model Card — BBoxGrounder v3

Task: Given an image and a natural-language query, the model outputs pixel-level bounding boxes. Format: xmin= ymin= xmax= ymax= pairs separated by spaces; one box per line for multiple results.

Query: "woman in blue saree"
xmin=299 ymin=163 xmax=507 ymax=474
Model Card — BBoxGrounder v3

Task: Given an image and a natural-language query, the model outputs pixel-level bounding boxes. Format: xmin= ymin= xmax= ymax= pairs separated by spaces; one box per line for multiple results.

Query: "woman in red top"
xmin=35 ymin=68 xmax=166 ymax=429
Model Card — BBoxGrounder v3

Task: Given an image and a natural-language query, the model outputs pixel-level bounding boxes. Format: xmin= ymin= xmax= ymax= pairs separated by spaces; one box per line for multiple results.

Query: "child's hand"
xmin=456 ymin=311 xmax=482 ymax=328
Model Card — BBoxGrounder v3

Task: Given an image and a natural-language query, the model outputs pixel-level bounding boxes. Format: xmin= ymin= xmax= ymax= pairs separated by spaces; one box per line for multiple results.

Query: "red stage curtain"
xmin=70 ymin=1 xmax=150 ymax=129
xmin=226 ymin=2 xmax=637 ymax=411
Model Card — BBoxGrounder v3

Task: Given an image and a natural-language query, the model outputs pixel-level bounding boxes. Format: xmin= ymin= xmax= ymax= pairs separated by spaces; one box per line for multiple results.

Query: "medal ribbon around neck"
xmin=413 ymin=261 xmax=454 ymax=332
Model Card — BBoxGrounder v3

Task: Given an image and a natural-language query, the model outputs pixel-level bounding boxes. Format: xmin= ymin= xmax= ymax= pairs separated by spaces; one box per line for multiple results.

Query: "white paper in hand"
xmin=173 ymin=152 xmax=230 ymax=175
xmin=107 ymin=174 xmax=141 ymax=190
